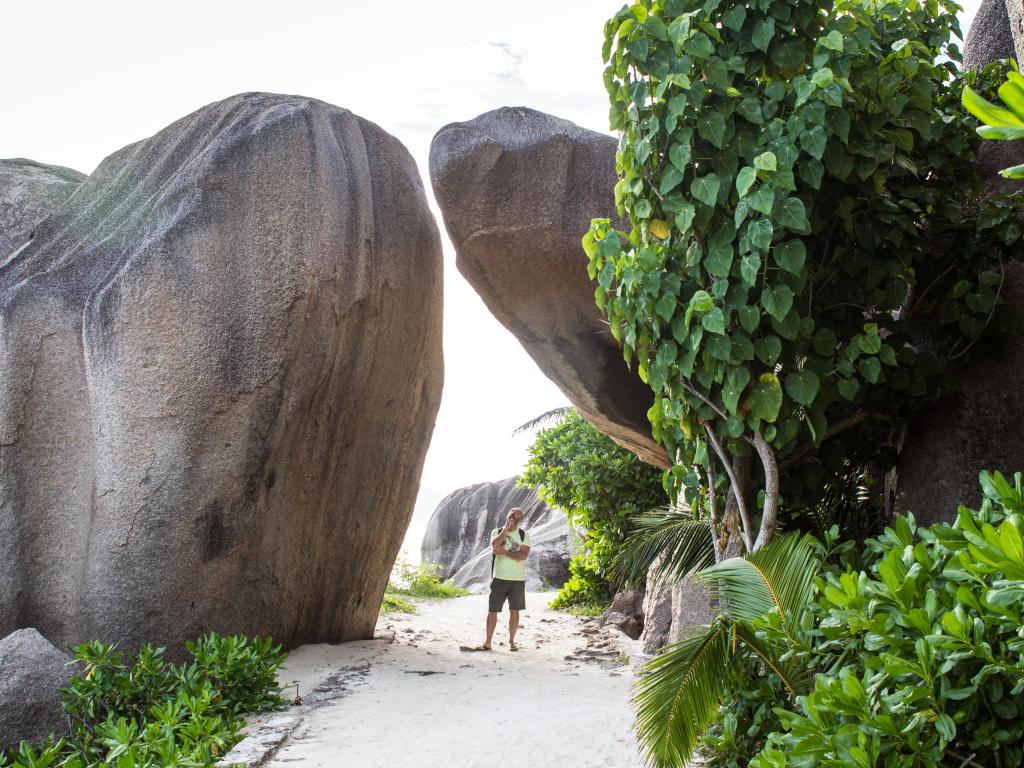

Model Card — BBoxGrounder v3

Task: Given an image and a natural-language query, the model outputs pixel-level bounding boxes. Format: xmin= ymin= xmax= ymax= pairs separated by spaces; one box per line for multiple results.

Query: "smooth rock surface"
xmin=0 ymin=93 xmax=443 ymax=652
xmin=897 ymin=265 xmax=1024 ymax=526
xmin=0 ymin=628 xmax=72 ymax=750
xmin=429 ymin=107 xmax=668 ymax=468
xmin=0 ymin=159 xmax=85 ymax=257
xmin=640 ymin=570 xmax=715 ymax=654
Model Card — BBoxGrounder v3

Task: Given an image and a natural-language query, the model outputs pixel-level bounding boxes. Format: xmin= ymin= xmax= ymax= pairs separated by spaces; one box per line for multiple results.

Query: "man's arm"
xmin=499 ymin=545 xmax=530 ymax=562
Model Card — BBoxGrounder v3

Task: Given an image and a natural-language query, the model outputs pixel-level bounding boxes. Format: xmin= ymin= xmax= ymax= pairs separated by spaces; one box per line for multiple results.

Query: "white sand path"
xmin=257 ymin=592 xmax=647 ymax=768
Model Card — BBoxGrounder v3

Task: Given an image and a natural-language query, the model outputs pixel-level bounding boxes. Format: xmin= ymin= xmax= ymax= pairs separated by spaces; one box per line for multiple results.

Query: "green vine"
xmin=586 ymin=0 xmax=1021 ymax=555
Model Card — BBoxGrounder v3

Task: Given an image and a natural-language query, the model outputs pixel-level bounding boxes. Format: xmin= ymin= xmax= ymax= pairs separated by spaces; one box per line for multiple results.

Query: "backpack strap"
xmin=491 ymin=528 xmax=527 ymax=579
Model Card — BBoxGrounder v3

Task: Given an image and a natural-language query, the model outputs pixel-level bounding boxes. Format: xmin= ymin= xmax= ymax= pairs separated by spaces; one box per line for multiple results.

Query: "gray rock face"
xmin=964 ymin=0 xmax=1016 ymax=69
xmin=600 ymin=589 xmax=645 ymax=640
xmin=964 ymin=0 xmax=1024 ymax=193
xmin=640 ymin=570 xmax=714 ymax=654
xmin=429 ymin=108 xmax=668 ymax=468
xmin=0 ymin=629 xmax=72 ymax=750
xmin=897 ymin=265 xmax=1024 ymax=526
xmin=422 ymin=477 xmax=574 ymax=590
xmin=0 ymin=93 xmax=443 ymax=652
xmin=0 ymin=159 xmax=85 ymax=257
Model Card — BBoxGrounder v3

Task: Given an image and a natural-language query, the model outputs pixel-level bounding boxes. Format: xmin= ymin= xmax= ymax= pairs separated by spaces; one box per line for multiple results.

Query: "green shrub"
xmin=1 ymin=633 xmax=287 ymax=768
xmin=646 ymin=471 xmax=1024 ymax=768
xmin=380 ymin=593 xmax=416 ymax=614
xmin=749 ymin=471 xmax=1024 ymax=767
xmin=520 ymin=410 xmax=668 ymax=606
xmin=386 ymin=559 xmax=470 ymax=599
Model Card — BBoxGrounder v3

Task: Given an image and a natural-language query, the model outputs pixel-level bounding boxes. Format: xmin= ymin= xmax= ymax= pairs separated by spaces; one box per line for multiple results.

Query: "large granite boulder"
xmin=422 ymin=477 xmax=574 ymax=590
xmin=0 ymin=629 xmax=72 ymax=750
xmin=0 ymin=159 xmax=85 ymax=256
xmin=0 ymin=93 xmax=443 ymax=652
xmin=964 ymin=0 xmax=1016 ymax=69
xmin=429 ymin=108 xmax=668 ymax=468
xmin=640 ymin=575 xmax=715 ymax=654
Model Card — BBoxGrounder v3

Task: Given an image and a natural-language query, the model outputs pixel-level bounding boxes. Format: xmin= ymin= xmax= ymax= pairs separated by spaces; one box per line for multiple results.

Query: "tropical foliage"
xmin=1 ymin=633 xmax=287 ymax=768
xmin=630 ymin=471 xmax=1024 ymax=767
xmin=963 ymin=64 xmax=1024 ymax=178
xmin=520 ymin=409 xmax=667 ymax=606
xmin=586 ymin=0 xmax=1021 ymax=557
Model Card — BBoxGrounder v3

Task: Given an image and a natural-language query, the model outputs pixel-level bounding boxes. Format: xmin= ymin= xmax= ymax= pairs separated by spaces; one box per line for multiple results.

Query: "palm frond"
xmin=511 ymin=407 xmax=574 ymax=435
xmin=614 ymin=506 xmax=715 ymax=587
xmin=732 ymin=622 xmax=812 ymax=697
xmin=634 ymin=621 xmax=733 ymax=768
xmin=696 ymin=533 xmax=821 ymax=631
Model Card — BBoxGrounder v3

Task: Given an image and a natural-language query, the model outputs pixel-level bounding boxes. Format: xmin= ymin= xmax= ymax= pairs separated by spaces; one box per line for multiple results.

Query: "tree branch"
xmin=751 ymin=432 xmax=780 ymax=551
xmin=779 ymin=412 xmax=891 ymax=471
xmin=703 ymin=424 xmax=753 ymax=553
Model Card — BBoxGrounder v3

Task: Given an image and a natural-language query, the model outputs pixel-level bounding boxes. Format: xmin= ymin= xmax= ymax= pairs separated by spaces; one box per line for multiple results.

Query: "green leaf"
xmin=963 ymin=85 xmax=1024 ymax=128
xmin=722 ymin=3 xmax=746 ymax=31
xmin=772 ymin=240 xmax=806 ymax=274
xmin=746 ymin=373 xmax=783 ymax=422
xmin=784 ymin=370 xmax=820 ymax=406
xmin=859 ymin=357 xmax=881 ymax=383
xmin=736 ymin=166 xmax=757 ymax=196
xmin=837 ymin=377 xmax=859 ymax=401
xmin=723 ymin=366 xmax=751 ymax=413
xmin=755 ymin=335 xmax=782 ymax=366
xmin=800 ymin=126 xmax=827 ymax=160
xmin=820 ymin=30 xmax=844 ymax=51
xmin=688 ymin=290 xmax=715 ymax=314
xmin=698 ymin=112 xmax=727 ymax=148
xmin=702 ymin=307 xmax=727 ymax=334
xmin=754 ymin=151 xmax=777 ymax=172
xmin=660 ymin=167 xmax=685 ymax=196
xmin=775 ymin=197 xmax=810 ymax=232
xmin=748 ymin=217 xmax=774 ymax=251
xmin=675 ymin=203 xmax=696 ymax=232
xmin=738 ymin=305 xmax=759 ymax=334
xmin=762 ymin=284 xmax=794 ymax=321
xmin=655 ymin=292 xmax=677 ymax=322
xmin=740 ymin=253 xmax=761 ymax=287
xmin=706 ymin=243 xmax=734 ymax=278
xmin=691 ymin=173 xmax=722 ymax=206
xmin=670 ymin=142 xmax=692 ymax=172
xmin=747 ymin=187 xmax=775 ymax=215
xmin=752 ymin=18 xmax=775 ymax=53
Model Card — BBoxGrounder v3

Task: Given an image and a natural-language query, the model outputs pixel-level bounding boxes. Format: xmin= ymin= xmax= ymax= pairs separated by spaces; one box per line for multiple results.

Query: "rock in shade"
xmin=422 ymin=477 xmax=575 ymax=590
xmin=0 ymin=159 xmax=85 ymax=257
xmin=0 ymin=93 xmax=443 ymax=652
xmin=640 ymin=567 xmax=715 ymax=654
xmin=429 ymin=107 xmax=668 ymax=468
xmin=897 ymin=265 xmax=1024 ymax=526
xmin=0 ymin=628 xmax=72 ymax=750
xmin=599 ymin=589 xmax=645 ymax=640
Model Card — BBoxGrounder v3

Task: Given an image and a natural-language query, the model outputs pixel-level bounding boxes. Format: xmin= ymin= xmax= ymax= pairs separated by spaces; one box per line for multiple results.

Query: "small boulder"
xmin=600 ymin=589 xmax=645 ymax=640
xmin=0 ymin=628 xmax=72 ymax=750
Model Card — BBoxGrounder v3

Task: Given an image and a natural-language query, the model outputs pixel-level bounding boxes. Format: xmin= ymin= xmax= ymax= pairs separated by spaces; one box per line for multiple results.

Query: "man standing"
xmin=462 ymin=506 xmax=531 ymax=651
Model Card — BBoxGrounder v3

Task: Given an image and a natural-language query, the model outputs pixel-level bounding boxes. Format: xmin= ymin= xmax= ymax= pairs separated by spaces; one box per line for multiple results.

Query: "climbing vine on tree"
xmin=586 ymin=0 xmax=1021 ymax=556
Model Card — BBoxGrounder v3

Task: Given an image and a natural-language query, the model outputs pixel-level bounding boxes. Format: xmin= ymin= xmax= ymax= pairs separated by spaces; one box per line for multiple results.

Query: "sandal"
xmin=459 ymin=644 xmax=492 ymax=652
xmin=509 ymin=642 xmax=519 ymax=652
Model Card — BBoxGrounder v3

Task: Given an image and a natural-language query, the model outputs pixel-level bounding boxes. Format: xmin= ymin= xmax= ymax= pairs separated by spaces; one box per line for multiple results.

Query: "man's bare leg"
xmin=509 ymin=610 xmax=520 ymax=650
xmin=484 ymin=611 xmax=498 ymax=648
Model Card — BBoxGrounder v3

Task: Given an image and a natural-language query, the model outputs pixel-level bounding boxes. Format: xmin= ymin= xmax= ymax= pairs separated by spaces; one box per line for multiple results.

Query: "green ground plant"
xmin=630 ymin=471 xmax=1024 ymax=767
xmin=588 ymin=0 xmax=1021 ymax=560
xmin=0 ymin=633 xmax=287 ymax=768
xmin=381 ymin=559 xmax=470 ymax=614
xmin=520 ymin=409 xmax=667 ymax=607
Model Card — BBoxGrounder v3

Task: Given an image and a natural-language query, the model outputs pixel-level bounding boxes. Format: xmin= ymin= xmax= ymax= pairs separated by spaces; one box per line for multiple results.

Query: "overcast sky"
xmin=2 ymin=0 xmax=983 ymax=558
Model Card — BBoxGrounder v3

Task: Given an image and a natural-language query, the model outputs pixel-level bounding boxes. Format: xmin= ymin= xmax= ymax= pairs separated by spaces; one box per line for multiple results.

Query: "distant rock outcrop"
xmin=421 ymin=477 xmax=574 ymax=590
xmin=0 ymin=159 xmax=85 ymax=256
xmin=0 ymin=629 xmax=72 ymax=750
xmin=0 ymin=93 xmax=443 ymax=652
xmin=429 ymin=108 xmax=668 ymax=469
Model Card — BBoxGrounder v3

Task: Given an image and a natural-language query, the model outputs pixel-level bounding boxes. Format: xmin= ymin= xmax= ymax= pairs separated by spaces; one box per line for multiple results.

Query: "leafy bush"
xmin=587 ymin=0 xmax=1021 ymax=556
xmin=519 ymin=410 xmax=667 ymax=607
xmin=632 ymin=471 xmax=1024 ymax=767
xmin=1 ymin=633 xmax=287 ymax=768
xmin=386 ymin=559 xmax=470 ymax=599
xmin=380 ymin=593 xmax=416 ymax=614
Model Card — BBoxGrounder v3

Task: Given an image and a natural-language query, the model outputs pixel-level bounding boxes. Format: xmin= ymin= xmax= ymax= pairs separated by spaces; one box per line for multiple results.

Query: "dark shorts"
xmin=488 ymin=578 xmax=526 ymax=612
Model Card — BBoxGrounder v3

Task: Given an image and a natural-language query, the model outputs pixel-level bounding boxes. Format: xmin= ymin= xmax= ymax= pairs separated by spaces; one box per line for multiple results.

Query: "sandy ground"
xmin=259 ymin=592 xmax=647 ymax=768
